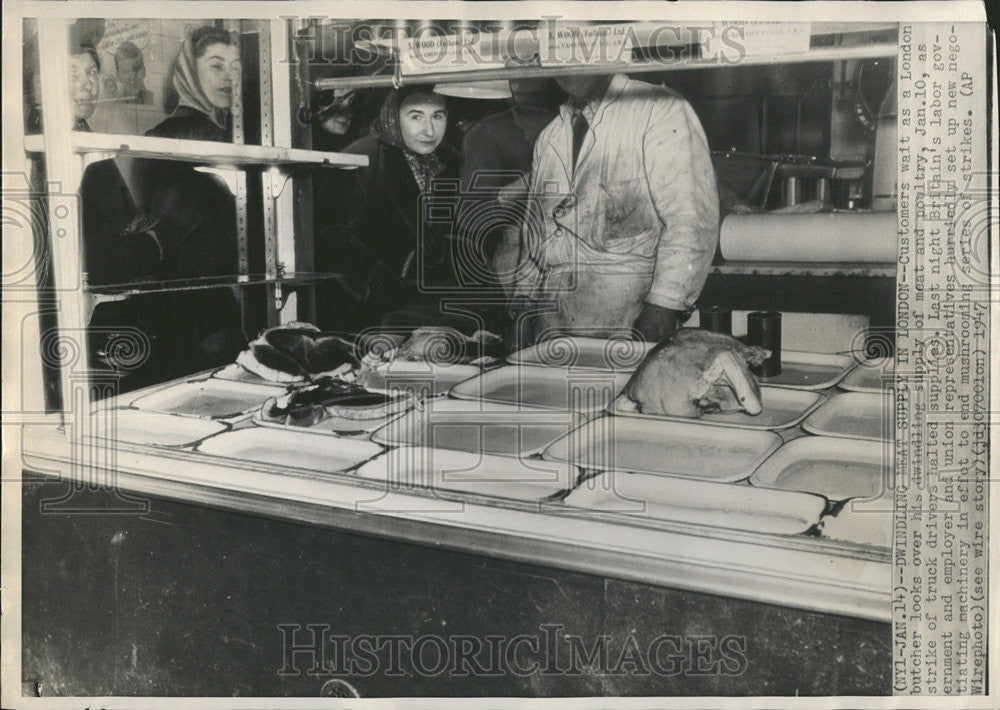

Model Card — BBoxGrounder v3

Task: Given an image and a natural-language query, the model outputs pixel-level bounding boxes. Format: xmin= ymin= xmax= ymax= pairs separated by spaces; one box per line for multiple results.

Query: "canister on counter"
xmin=747 ymin=311 xmax=781 ymax=377
xmin=699 ymin=305 xmax=732 ymax=335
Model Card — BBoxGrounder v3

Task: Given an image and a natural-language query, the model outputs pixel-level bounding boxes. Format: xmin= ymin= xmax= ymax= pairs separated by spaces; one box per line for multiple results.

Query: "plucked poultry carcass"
xmin=363 ymin=327 xmax=507 ymax=366
xmin=616 ymin=328 xmax=770 ymax=417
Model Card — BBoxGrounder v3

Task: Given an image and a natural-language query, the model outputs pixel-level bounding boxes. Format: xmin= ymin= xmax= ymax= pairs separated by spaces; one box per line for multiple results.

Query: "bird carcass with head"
xmin=616 ymin=329 xmax=770 ymax=417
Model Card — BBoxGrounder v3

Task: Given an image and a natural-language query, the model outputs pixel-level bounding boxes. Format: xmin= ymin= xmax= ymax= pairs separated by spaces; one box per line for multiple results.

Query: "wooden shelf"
xmin=23 ymin=132 xmax=368 ymax=169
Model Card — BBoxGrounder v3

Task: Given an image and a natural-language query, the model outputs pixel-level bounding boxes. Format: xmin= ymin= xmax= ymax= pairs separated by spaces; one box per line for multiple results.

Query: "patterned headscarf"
xmin=371 ymin=87 xmax=446 ymax=193
xmin=171 ymin=30 xmax=231 ymax=131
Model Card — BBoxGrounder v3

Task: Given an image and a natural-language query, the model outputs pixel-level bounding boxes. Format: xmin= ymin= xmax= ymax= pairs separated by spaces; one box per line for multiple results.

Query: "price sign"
xmin=399 ymin=32 xmax=504 ymax=76
xmin=540 ymin=22 xmax=634 ymax=67
xmin=702 ymin=22 xmax=812 ymax=61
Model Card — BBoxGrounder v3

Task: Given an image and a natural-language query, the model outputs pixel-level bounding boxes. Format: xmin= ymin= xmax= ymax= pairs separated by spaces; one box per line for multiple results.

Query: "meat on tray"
xmin=248 ymin=322 xmax=358 ymax=377
xmin=616 ymin=328 xmax=770 ymax=418
xmin=260 ymin=377 xmax=414 ymax=426
xmin=364 ymin=327 xmax=507 ymax=366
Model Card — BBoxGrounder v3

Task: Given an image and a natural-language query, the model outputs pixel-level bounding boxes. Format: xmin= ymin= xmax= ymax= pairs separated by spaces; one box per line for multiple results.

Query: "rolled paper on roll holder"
xmin=719 ymin=212 xmax=896 ymax=262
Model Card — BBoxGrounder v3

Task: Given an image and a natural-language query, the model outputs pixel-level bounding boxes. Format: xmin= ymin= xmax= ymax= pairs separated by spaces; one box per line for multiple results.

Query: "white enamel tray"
xmin=371 ymin=399 xmax=586 ymax=457
xmin=355 ymin=446 xmax=578 ymax=501
xmin=507 ymin=337 xmax=656 ymax=371
xmin=839 ymin=357 xmax=894 ymax=393
xmin=359 ymin=360 xmax=481 ymax=397
xmin=610 ymin=386 xmax=825 ymax=431
xmin=542 ymin=415 xmax=781 ymax=482
xmin=755 ymin=350 xmax=858 ymax=391
xmin=196 ymin=427 xmax=383 ymax=471
xmin=819 ymin=495 xmax=892 ymax=548
xmin=802 ymin=392 xmax=894 ymax=442
xmin=450 ymin=365 xmax=631 ymax=415
xmin=129 ymin=379 xmax=285 ymax=420
xmin=211 ymin=362 xmax=287 ymax=384
xmin=85 ymin=409 xmax=229 ymax=447
xmin=563 ymin=471 xmax=827 ymax=535
xmin=252 ymin=410 xmax=397 ymax=438
xmin=750 ymin=435 xmax=892 ymax=500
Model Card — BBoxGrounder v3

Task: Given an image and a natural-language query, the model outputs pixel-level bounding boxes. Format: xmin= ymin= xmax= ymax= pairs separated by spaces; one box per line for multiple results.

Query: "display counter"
xmin=22 ymin=415 xmax=890 ymax=619
xmin=18 ymin=327 xmax=896 ymax=696
xmin=21 ymin=345 xmax=893 ymax=614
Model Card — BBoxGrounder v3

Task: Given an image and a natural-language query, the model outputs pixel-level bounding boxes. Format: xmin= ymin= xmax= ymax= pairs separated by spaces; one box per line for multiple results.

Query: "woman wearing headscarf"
xmin=143 ymin=26 xmax=239 ymax=279
xmin=148 ymin=25 xmax=237 ymax=141
xmin=133 ymin=25 xmax=244 ymax=381
xmin=314 ymin=86 xmax=470 ymax=332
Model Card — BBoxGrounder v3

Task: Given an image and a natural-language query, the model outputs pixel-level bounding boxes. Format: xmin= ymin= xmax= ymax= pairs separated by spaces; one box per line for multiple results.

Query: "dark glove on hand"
xmin=633 ymin=303 xmax=681 ymax=343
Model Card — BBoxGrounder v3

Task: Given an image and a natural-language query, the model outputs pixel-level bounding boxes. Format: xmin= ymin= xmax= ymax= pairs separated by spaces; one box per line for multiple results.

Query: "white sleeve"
xmin=642 ymin=96 xmax=719 ymax=312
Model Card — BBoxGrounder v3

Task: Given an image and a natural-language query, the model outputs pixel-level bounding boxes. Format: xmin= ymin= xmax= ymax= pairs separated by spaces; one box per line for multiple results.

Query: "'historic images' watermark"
xmin=278 ymin=624 xmax=748 ymax=679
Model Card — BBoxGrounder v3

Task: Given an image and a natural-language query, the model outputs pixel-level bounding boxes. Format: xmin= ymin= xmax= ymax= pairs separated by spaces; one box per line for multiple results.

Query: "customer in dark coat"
xmin=138 ymin=25 xmax=244 ymax=379
xmin=315 ymin=86 xmax=498 ymax=333
xmin=145 ymin=26 xmax=238 ymax=279
xmin=459 ymin=76 xmax=559 ymax=299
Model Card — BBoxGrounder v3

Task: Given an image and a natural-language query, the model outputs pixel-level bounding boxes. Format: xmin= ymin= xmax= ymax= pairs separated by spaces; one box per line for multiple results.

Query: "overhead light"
xmin=433 ymin=80 xmax=511 ymax=100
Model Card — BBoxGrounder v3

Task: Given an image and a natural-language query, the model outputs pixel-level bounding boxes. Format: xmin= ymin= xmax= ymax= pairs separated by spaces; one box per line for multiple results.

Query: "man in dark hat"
xmin=313 ymin=88 xmax=366 ymax=152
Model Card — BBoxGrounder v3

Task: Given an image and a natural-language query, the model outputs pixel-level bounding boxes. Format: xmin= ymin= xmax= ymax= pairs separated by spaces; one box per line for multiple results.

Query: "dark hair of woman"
xmin=188 ymin=25 xmax=233 ymax=59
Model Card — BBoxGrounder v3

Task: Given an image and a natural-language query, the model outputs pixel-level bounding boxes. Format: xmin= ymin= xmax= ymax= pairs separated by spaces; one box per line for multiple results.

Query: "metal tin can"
xmin=699 ymin=305 xmax=732 ymax=335
xmin=747 ymin=311 xmax=782 ymax=377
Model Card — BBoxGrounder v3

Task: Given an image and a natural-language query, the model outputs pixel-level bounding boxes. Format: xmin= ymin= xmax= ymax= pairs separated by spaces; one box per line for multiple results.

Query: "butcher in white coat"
xmin=512 ymin=73 xmax=719 ymax=343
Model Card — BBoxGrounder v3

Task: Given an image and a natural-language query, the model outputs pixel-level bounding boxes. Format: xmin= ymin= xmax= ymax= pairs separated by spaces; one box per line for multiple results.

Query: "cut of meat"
xmin=247 ymin=322 xmax=359 ymax=377
xmin=259 ymin=376 xmax=414 ymax=426
xmin=618 ymin=328 xmax=769 ymax=417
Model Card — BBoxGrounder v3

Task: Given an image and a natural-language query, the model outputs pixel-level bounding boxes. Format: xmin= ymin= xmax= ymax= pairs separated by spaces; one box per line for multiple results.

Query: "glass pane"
xmin=24 ymin=18 xmax=255 ymax=140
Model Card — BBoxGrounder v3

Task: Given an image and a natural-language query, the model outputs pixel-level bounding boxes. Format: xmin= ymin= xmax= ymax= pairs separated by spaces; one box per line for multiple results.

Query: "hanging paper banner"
xmin=539 ymin=22 xmax=634 ymax=68
xmin=399 ymin=32 xmax=504 ymax=76
xmin=702 ymin=22 xmax=812 ymax=62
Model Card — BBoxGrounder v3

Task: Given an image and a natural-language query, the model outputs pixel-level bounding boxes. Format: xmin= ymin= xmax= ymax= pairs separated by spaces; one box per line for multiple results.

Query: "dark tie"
xmin=571 ymin=110 xmax=588 ymax=169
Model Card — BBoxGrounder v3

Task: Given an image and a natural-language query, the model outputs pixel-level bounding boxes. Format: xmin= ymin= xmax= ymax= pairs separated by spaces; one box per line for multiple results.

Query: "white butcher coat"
xmin=514 ymin=74 xmax=719 ymax=337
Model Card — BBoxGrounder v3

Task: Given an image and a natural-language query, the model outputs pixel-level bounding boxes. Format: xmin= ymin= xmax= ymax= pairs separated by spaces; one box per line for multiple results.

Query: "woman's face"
xmin=195 ymin=42 xmax=239 ymax=110
xmin=398 ymin=93 xmax=447 ymax=155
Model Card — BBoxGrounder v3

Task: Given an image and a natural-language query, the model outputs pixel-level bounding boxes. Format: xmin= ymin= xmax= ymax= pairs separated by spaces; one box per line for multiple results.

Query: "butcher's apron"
xmin=535 ymin=255 xmax=654 ymax=339
xmin=524 ymin=88 xmax=664 ymax=338
xmin=528 ymin=179 xmax=661 ymax=339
